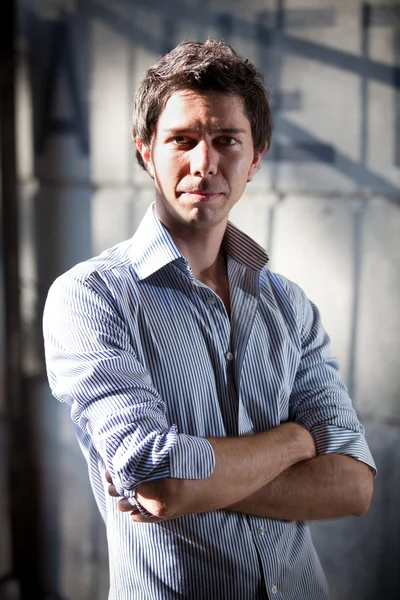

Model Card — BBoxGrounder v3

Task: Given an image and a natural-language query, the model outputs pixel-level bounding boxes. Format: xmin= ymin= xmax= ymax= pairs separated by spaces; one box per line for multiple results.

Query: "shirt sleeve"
xmin=43 ymin=271 xmax=215 ymax=499
xmin=286 ymin=282 xmax=376 ymax=475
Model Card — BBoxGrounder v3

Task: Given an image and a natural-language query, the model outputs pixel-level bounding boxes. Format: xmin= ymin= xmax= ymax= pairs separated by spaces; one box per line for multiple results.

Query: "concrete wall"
xmin=1 ymin=0 xmax=399 ymax=598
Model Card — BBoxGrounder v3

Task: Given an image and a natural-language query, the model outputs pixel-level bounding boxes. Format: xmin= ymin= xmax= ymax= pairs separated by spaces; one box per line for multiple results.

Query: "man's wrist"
xmin=279 ymin=422 xmax=316 ymax=463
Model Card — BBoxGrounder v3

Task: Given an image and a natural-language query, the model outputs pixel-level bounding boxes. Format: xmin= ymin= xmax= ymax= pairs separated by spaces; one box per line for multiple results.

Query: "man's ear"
xmin=136 ymin=138 xmax=154 ymax=178
xmin=247 ymin=141 xmax=268 ymax=181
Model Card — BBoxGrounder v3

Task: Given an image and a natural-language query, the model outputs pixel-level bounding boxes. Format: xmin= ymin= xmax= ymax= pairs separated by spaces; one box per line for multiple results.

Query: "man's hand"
xmin=106 ymin=471 xmax=167 ymax=523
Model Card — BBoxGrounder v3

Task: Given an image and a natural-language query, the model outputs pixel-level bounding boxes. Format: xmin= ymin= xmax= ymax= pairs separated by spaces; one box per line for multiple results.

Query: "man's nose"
xmin=190 ymin=141 xmax=218 ymax=177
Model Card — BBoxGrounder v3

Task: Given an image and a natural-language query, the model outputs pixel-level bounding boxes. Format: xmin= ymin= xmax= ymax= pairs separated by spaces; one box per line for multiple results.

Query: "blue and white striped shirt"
xmin=43 ymin=203 xmax=376 ymax=600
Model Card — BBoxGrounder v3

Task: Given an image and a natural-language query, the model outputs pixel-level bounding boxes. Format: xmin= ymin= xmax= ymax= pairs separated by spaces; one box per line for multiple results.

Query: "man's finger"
xmin=117 ymin=498 xmax=136 ymax=512
xmin=108 ymin=483 xmax=120 ymax=497
xmin=116 ymin=499 xmax=167 ymax=523
xmin=117 ymin=498 xmax=161 ymax=522
xmin=105 ymin=470 xmax=112 ymax=484
xmin=130 ymin=512 xmax=163 ymax=523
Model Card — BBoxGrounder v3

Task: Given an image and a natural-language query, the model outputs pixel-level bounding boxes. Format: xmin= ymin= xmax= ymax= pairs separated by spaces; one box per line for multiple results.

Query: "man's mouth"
xmin=178 ymin=189 xmax=222 ymax=198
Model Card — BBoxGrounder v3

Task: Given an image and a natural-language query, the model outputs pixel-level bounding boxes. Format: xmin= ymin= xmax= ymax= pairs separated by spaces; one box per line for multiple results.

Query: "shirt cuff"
xmin=169 ymin=433 xmax=215 ymax=479
xmin=311 ymin=423 xmax=377 ymax=476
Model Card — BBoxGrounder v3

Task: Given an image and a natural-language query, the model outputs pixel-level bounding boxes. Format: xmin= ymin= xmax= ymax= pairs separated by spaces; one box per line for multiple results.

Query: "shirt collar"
xmin=223 ymin=220 xmax=269 ymax=271
xmin=130 ymin=204 xmax=184 ymax=280
xmin=130 ymin=203 xmax=269 ymax=281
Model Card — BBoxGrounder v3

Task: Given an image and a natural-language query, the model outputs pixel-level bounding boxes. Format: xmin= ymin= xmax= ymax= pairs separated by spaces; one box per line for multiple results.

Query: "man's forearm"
xmin=134 ymin=422 xmax=315 ymax=519
xmin=226 ymin=454 xmax=373 ymax=521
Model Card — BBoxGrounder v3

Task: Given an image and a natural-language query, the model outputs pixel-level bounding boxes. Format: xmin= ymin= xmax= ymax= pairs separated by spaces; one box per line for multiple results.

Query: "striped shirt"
xmin=43 ymin=203 xmax=376 ymax=600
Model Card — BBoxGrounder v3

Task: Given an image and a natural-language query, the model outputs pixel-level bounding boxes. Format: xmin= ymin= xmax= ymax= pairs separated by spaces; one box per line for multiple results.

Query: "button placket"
xmin=195 ymin=282 xmax=232 ymax=371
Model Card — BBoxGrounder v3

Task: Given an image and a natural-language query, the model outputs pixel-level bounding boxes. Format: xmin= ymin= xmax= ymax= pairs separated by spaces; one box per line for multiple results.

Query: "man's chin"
xmin=155 ymin=198 xmax=229 ymax=231
xmin=180 ymin=205 xmax=229 ymax=229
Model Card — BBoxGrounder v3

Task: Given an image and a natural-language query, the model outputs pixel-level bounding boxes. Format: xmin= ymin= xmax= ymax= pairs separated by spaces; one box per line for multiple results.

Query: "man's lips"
xmin=178 ymin=190 xmax=223 ymax=198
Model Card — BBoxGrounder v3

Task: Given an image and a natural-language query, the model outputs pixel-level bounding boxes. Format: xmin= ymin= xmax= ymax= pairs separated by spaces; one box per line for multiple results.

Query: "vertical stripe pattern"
xmin=43 ymin=204 xmax=376 ymax=600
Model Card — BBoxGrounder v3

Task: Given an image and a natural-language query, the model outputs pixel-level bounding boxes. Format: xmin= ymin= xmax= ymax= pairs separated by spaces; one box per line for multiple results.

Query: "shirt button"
xmin=206 ymin=296 xmax=216 ymax=306
xmin=257 ymin=526 xmax=266 ymax=536
xmin=271 ymin=585 xmax=278 ymax=594
xmin=225 ymin=351 xmax=234 ymax=361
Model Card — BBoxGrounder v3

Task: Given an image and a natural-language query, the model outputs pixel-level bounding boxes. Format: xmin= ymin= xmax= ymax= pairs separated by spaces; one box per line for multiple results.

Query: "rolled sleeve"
xmin=287 ymin=283 xmax=376 ymax=475
xmin=43 ymin=272 xmax=215 ymax=498
xmin=312 ymin=424 xmax=376 ymax=474
xmin=169 ymin=434 xmax=215 ymax=479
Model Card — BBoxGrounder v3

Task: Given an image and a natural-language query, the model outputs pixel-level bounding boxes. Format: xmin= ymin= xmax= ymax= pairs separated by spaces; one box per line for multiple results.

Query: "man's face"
xmin=136 ymin=89 xmax=264 ymax=232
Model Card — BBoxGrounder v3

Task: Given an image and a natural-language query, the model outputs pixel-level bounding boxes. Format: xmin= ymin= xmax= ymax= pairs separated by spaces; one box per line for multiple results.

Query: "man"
xmin=43 ymin=39 xmax=375 ymax=599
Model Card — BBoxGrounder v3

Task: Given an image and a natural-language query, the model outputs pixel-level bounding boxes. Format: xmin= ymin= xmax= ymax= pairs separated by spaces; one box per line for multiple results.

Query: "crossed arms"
xmin=44 ymin=272 xmax=374 ymax=526
xmin=108 ymin=422 xmax=373 ymax=523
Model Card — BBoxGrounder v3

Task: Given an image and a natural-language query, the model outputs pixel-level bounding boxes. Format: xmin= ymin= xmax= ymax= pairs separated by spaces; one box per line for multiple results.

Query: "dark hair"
xmin=132 ymin=38 xmax=272 ymax=170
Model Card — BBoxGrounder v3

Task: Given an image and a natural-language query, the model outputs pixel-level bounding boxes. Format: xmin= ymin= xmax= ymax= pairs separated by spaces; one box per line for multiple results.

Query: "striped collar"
xmin=130 ymin=203 xmax=269 ymax=281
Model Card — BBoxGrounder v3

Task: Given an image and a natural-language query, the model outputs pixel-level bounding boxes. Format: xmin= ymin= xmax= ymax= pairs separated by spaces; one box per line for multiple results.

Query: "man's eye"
xmin=217 ymin=136 xmax=237 ymax=146
xmin=172 ymin=136 xmax=190 ymax=145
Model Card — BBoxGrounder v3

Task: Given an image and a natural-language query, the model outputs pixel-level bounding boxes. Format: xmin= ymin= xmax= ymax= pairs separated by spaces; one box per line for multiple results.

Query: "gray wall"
xmin=1 ymin=0 xmax=399 ymax=598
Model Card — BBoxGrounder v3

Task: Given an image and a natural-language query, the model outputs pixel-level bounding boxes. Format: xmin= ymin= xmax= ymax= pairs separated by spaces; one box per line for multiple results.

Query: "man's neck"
xmin=161 ymin=218 xmax=228 ymax=287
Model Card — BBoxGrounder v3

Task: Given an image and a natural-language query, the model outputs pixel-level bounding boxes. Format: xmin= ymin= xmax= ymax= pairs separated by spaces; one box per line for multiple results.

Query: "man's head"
xmin=132 ymin=38 xmax=272 ymax=170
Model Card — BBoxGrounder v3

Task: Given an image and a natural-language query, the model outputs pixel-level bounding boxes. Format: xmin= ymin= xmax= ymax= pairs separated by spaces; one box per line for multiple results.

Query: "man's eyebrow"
xmin=164 ymin=127 xmax=247 ymax=135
